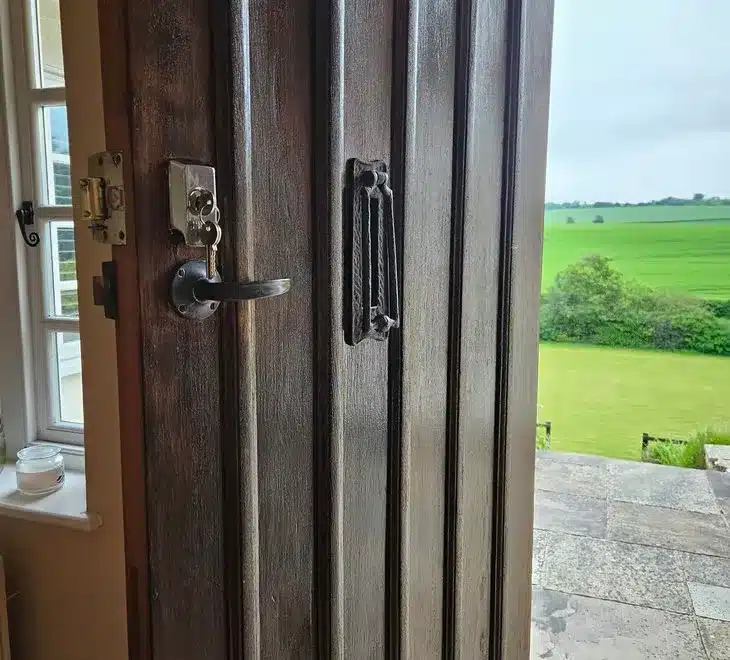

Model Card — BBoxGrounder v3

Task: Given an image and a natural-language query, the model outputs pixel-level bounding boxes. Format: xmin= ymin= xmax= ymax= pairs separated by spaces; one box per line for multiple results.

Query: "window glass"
xmin=35 ymin=0 xmax=64 ymax=87
xmin=53 ymin=331 xmax=83 ymax=424
xmin=48 ymin=220 xmax=78 ymax=318
xmin=40 ymin=105 xmax=71 ymax=205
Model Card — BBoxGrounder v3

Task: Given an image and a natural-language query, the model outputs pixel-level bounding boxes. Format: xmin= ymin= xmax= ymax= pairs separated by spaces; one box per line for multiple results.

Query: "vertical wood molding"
xmin=489 ymin=0 xmax=523 ymax=656
xmin=392 ymin=0 xmax=459 ymax=656
xmin=313 ymin=0 xmax=345 ymax=655
xmin=386 ymin=0 xmax=410 ymax=656
xmin=500 ymin=0 xmax=554 ymax=657
xmin=444 ymin=0 xmax=509 ymax=657
xmin=212 ymin=0 xmax=260 ymax=657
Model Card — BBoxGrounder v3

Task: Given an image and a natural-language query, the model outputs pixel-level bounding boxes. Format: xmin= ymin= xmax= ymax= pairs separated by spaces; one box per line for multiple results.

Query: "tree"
xmin=593 ymin=214 xmax=604 ymax=223
xmin=693 ymin=193 xmax=705 ymax=202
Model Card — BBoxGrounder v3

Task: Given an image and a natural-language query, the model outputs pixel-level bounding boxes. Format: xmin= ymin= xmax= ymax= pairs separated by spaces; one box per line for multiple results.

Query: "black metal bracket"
xmin=345 ymin=158 xmax=400 ymax=345
xmin=15 ymin=200 xmax=39 ymax=247
xmin=92 ymin=261 xmax=118 ymax=320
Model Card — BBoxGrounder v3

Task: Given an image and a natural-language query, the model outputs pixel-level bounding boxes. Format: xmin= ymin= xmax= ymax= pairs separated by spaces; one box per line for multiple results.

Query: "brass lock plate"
xmin=79 ymin=151 xmax=126 ymax=245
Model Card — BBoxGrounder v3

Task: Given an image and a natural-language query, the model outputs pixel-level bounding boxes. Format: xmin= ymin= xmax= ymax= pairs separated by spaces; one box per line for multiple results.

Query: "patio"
xmin=531 ymin=451 xmax=730 ymax=659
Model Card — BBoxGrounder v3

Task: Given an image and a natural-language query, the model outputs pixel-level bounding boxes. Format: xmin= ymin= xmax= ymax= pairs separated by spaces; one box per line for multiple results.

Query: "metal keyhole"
xmin=188 ymin=187 xmax=215 ymax=217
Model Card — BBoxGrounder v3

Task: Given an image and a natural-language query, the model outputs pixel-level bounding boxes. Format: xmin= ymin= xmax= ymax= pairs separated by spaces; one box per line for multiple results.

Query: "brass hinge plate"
xmin=80 ymin=151 xmax=126 ymax=245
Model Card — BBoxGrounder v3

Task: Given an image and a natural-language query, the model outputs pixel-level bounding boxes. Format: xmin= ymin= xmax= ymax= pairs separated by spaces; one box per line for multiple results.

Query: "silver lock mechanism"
xmin=168 ymin=160 xmax=292 ymax=321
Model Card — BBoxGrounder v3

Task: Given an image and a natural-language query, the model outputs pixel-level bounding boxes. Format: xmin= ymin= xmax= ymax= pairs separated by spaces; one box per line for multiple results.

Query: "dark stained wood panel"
xmin=393 ymin=0 xmax=457 ymax=657
xmin=500 ymin=0 xmax=554 ymax=657
xmin=124 ymin=1 xmax=227 ymax=658
xmin=445 ymin=0 xmax=508 ymax=657
xmin=211 ymin=0 xmax=260 ymax=657
xmin=248 ymin=0 xmax=316 ymax=656
xmin=312 ymin=0 xmax=346 ymax=656
xmin=341 ymin=0 xmax=394 ymax=656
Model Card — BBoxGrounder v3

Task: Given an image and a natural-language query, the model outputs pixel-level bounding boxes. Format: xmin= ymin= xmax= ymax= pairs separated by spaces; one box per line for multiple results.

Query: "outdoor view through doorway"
xmin=531 ymin=1 xmax=730 ymax=657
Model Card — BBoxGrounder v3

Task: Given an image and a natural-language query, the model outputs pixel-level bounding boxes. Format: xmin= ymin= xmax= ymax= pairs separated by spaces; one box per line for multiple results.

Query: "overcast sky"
xmin=545 ymin=0 xmax=730 ymax=203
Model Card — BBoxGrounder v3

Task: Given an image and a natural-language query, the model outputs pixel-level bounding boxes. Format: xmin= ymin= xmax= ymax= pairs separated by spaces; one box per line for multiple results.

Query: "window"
xmin=11 ymin=0 xmax=82 ymax=446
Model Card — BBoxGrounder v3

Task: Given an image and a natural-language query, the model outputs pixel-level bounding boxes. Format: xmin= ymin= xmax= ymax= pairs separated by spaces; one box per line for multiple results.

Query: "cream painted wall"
xmin=0 ymin=1 xmax=127 ymax=658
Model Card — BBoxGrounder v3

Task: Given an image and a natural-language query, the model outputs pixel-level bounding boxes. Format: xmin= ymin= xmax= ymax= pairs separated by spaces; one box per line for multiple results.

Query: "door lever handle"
xmin=171 ymin=259 xmax=291 ymax=320
xmin=194 ymin=276 xmax=292 ymax=302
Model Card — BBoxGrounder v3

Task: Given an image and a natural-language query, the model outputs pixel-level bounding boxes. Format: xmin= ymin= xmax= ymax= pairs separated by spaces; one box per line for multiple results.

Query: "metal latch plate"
xmin=80 ymin=151 xmax=126 ymax=245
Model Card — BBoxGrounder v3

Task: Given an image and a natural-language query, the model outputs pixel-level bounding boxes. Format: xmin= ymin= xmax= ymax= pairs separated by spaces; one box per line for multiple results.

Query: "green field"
xmin=544 ymin=204 xmax=730 ymax=225
xmin=541 ymin=217 xmax=730 ymax=299
xmin=537 ymin=343 xmax=730 ymax=460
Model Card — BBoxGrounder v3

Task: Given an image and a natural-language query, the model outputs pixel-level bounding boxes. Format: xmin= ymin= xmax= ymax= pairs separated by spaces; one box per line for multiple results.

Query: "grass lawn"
xmin=537 ymin=343 xmax=730 ymax=461
xmin=544 ymin=204 xmax=730 ymax=225
xmin=541 ymin=217 xmax=730 ymax=299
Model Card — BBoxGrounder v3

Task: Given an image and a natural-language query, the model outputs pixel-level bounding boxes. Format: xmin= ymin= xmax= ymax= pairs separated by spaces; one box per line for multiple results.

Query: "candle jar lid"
xmin=17 ymin=445 xmax=61 ymax=463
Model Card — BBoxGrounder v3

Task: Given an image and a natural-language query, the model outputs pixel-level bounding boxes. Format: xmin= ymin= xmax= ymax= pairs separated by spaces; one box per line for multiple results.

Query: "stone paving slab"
xmin=531 ymin=587 xmax=705 ymax=659
xmin=706 ymin=470 xmax=730 ymax=499
xmin=535 ymin=457 xmax=609 ymax=499
xmin=538 ymin=531 xmax=691 ymax=613
xmin=698 ymin=618 xmax=730 ymax=660
xmin=683 ymin=553 xmax=730 ymax=589
xmin=532 ymin=530 xmax=548 ymax=585
xmin=608 ymin=501 xmax=730 ymax=557
xmin=534 ymin=489 xmax=607 ymax=537
xmin=607 ymin=461 xmax=720 ymax=514
xmin=536 ymin=450 xmax=612 ymax=467
xmin=688 ymin=583 xmax=730 ymax=622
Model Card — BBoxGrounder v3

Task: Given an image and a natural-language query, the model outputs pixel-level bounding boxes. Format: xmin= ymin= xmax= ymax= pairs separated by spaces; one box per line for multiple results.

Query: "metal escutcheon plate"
xmin=170 ymin=260 xmax=221 ymax=321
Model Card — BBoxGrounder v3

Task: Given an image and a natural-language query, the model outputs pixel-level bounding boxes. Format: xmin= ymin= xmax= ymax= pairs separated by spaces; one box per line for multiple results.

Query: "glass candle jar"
xmin=16 ymin=446 xmax=65 ymax=495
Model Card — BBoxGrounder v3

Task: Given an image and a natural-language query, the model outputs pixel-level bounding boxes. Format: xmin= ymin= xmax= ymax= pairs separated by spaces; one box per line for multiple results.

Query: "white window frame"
xmin=0 ymin=0 xmax=83 ymax=458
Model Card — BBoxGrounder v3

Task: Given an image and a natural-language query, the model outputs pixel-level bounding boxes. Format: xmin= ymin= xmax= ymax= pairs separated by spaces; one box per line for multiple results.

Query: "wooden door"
xmin=97 ymin=0 xmax=553 ymax=658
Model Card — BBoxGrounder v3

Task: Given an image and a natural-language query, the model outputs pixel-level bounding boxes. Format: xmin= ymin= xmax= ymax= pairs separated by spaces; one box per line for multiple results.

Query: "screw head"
xmin=177 ymin=268 xmax=185 ymax=278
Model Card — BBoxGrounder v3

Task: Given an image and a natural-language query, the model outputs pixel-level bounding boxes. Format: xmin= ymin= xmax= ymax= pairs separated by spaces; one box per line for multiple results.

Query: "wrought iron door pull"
xmin=345 ymin=159 xmax=400 ymax=345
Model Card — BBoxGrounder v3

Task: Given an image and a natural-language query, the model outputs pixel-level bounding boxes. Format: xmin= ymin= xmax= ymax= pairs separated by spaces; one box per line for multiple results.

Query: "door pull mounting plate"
xmin=79 ymin=151 xmax=126 ymax=245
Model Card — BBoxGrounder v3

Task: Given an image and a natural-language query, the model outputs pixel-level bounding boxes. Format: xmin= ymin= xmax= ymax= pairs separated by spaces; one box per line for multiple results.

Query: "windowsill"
xmin=0 ymin=465 xmax=101 ymax=531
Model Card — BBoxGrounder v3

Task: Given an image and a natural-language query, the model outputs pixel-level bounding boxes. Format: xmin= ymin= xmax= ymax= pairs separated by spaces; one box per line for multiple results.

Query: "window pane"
xmin=40 ymin=105 xmax=71 ymax=205
xmin=54 ymin=332 xmax=83 ymax=424
xmin=49 ymin=220 xmax=78 ymax=318
xmin=35 ymin=0 xmax=64 ymax=87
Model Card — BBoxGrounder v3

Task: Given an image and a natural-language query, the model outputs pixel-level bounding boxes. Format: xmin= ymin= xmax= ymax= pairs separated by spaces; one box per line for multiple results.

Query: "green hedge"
xmin=540 ymin=255 xmax=730 ymax=356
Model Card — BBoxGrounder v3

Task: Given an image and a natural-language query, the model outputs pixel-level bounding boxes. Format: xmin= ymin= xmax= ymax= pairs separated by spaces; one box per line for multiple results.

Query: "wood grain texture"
xmin=313 ymin=0 xmax=346 ymax=656
xmin=445 ymin=0 xmax=508 ymax=657
xmin=392 ymin=0 xmax=457 ymax=657
xmin=248 ymin=0 xmax=315 ymax=657
xmin=341 ymin=0 xmax=394 ymax=656
xmin=124 ymin=2 xmax=226 ymax=658
xmin=500 ymin=0 xmax=554 ymax=657
xmin=96 ymin=1 xmax=150 ymax=658
xmin=212 ymin=0 xmax=259 ymax=658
